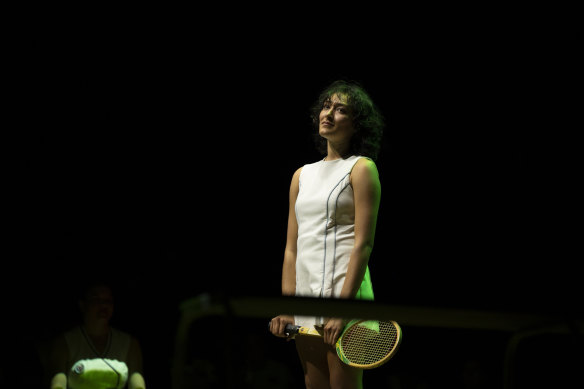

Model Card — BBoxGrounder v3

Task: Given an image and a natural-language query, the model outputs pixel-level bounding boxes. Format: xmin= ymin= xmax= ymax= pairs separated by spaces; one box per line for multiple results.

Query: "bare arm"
xmin=129 ymin=372 xmax=146 ymax=389
xmin=50 ymin=374 xmax=67 ymax=389
xmin=270 ymin=167 xmax=301 ymax=337
xmin=340 ymin=158 xmax=380 ymax=299
xmin=282 ymin=167 xmax=301 ymax=296
xmin=127 ymin=337 xmax=146 ymax=389
xmin=324 ymin=158 xmax=381 ymax=345
xmin=48 ymin=335 xmax=69 ymax=389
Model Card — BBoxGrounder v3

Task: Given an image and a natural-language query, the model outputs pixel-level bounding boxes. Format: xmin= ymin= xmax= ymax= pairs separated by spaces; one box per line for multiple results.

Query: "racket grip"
xmin=285 ymin=324 xmax=300 ymax=335
xmin=268 ymin=321 xmax=300 ymax=335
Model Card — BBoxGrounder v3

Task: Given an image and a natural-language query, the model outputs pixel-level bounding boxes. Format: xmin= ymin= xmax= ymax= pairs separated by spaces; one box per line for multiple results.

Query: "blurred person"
xmin=47 ymin=281 xmax=146 ymax=389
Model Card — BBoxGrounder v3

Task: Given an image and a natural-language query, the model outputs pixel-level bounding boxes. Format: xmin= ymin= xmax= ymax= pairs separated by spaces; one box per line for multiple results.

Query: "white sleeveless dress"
xmin=294 ymin=155 xmax=375 ymax=328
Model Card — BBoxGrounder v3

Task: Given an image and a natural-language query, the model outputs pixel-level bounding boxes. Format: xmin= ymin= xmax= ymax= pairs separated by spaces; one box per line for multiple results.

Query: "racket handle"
xmin=285 ymin=324 xmax=300 ymax=334
xmin=267 ymin=321 xmax=300 ymax=335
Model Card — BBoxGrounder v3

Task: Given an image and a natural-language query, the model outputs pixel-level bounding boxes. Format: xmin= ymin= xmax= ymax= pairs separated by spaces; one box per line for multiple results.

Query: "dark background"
xmin=9 ymin=9 xmax=581 ymax=388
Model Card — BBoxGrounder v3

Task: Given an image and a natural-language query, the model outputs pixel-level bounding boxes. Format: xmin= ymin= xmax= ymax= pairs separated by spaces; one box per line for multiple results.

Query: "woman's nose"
xmin=324 ymin=107 xmax=334 ymax=119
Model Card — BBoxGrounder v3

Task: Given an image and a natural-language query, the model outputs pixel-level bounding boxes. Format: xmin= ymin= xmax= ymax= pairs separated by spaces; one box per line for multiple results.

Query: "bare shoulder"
xmin=48 ymin=333 xmax=70 ymax=372
xmin=352 ymin=157 xmax=379 ymax=181
xmin=291 ymin=166 xmax=303 ymax=186
xmin=50 ymin=333 xmax=69 ymax=353
xmin=293 ymin=166 xmax=303 ymax=179
xmin=129 ymin=335 xmax=143 ymax=353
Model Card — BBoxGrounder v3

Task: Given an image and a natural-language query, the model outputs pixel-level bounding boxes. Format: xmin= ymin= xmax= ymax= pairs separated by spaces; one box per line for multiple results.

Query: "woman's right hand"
xmin=269 ymin=315 xmax=294 ymax=338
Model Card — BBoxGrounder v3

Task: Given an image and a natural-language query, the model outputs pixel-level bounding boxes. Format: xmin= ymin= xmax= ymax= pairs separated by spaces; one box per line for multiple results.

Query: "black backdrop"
xmin=10 ymin=13 xmax=581 ymax=388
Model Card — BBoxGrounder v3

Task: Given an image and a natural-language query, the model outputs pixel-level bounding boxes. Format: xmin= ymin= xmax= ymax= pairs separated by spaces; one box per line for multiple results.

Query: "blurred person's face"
xmin=80 ymin=285 xmax=114 ymax=324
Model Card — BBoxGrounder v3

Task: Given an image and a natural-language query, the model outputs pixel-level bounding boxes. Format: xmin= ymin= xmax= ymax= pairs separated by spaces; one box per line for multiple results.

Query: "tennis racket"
xmin=275 ymin=319 xmax=402 ymax=369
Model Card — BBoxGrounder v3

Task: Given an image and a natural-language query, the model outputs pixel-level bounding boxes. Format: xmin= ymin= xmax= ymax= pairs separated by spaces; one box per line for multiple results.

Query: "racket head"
xmin=335 ymin=319 xmax=402 ymax=369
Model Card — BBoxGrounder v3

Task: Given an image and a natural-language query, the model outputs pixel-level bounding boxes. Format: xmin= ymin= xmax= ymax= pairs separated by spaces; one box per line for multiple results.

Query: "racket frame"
xmin=284 ymin=319 xmax=402 ymax=369
xmin=335 ymin=319 xmax=402 ymax=369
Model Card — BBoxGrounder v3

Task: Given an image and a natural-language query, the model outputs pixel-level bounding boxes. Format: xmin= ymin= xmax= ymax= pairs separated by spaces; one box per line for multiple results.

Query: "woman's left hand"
xmin=323 ymin=318 xmax=346 ymax=346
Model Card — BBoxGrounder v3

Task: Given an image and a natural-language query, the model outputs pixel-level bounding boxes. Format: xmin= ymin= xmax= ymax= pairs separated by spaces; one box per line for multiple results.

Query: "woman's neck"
xmin=325 ymin=141 xmax=351 ymax=161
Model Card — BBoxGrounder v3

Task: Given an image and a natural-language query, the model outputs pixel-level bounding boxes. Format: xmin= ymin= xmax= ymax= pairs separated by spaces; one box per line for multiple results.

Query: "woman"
xmin=269 ymin=80 xmax=384 ymax=389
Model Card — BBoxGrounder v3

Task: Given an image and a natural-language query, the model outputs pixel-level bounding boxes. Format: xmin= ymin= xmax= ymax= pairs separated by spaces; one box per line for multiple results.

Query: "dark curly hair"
xmin=310 ymin=80 xmax=385 ymax=160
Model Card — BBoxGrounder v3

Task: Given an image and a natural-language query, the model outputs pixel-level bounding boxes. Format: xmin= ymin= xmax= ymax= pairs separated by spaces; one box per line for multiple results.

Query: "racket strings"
xmin=340 ymin=321 xmax=399 ymax=366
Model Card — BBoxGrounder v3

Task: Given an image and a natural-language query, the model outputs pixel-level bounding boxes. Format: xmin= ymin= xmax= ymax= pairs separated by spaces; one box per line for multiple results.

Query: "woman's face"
xmin=318 ymin=93 xmax=355 ymax=143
